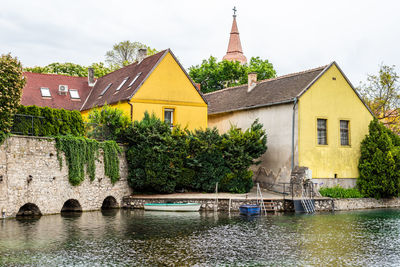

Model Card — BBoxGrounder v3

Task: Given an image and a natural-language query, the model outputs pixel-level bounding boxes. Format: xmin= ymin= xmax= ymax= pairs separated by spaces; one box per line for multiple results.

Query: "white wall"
xmin=208 ymin=103 xmax=297 ymax=186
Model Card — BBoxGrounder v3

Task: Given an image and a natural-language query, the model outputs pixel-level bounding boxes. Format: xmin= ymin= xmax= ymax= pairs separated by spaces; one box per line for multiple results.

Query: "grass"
xmin=319 ymin=185 xmax=364 ymax=198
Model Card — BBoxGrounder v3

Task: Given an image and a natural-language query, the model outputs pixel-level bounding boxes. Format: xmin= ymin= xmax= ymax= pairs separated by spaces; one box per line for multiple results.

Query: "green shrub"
xmin=124 ymin=114 xmax=267 ymax=194
xmin=357 ymin=119 xmax=400 ymax=199
xmin=13 ymin=105 xmax=84 ymax=137
xmin=319 ymin=185 xmax=364 ymax=198
xmin=86 ymin=104 xmax=131 ymax=142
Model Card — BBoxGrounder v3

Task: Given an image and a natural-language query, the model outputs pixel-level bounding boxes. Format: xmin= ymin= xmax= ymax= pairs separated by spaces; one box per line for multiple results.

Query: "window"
xmin=128 ymin=72 xmax=142 ymax=87
xmin=164 ymin=108 xmax=174 ymax=127
xmin=40 ymin=87 xmax=51 ymax=97
xmin=100 ymin=83 xmax=112 ymax=96
xmin=340 ymin=120 xmax=350 ymax=146
xmin=116 ymin=77 xmax=129 ymax=91
xmin=317 ymin=119 xmax=327 ymax=145
xmin=69 ymin=89 xmax=80 ymax=99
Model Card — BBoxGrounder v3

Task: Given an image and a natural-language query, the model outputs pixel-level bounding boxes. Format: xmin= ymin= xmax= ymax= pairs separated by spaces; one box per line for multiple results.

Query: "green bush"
xmin=13 ymin=105 xmax=84 ymax=137
xmin=86 ymin=104 xmax=130 ymax=142
xmin=319 ymin=185 xmax=364 ymax=198
xmin=357 ymin=119 xmax=400 ymax=199
xmin=124 ymin=113 xmax=267 ymax=194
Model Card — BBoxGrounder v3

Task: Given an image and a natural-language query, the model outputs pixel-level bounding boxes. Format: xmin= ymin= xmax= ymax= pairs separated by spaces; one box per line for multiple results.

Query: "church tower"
xmin=222 ymin=7 xmax=247 ymax=64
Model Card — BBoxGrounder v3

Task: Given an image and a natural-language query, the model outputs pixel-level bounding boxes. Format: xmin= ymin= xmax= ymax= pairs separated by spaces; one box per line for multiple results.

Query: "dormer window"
xmin=69 ymin=89 xmax=80 ymax=99
xmin=40 ymin=87 xmax=51 ymax=97
xmin=100 ymin=83 xmax=112 ymax=96
xmin=128 ymin=72 xmax=142 ymax=87
xmin=116 ymin=77 xmax=129 ymax=91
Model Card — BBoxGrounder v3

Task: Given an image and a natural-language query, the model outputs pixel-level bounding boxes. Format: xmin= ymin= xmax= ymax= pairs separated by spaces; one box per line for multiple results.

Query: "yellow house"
xmin=80 ymin=49 xmax=207 ymax=131
xmin=205 ymin=62 xmax=373 ymax=188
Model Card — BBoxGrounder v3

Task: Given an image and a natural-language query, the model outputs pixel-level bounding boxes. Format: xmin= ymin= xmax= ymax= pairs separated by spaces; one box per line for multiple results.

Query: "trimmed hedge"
xmin=12 ymin=105 xmax=84 ymax=136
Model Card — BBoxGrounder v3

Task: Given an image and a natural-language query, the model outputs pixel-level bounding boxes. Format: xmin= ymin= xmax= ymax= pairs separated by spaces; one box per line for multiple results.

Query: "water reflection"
xmin=1 ymin=209 xmax=400 ymax=266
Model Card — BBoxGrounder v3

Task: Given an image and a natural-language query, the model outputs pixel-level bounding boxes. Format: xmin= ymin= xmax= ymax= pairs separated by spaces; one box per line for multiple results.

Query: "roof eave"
xmin=208 ymin=98 xmax=295 ymax=116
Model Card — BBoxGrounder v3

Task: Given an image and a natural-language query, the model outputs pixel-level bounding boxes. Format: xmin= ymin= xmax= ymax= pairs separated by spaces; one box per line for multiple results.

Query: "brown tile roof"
xmin=81 ymin=50 xmax=167 ymax=111
xmin=205 ymin=65 xmax=328 ymax=115
xmin=21 ymin=72 xmax=92 ymax=110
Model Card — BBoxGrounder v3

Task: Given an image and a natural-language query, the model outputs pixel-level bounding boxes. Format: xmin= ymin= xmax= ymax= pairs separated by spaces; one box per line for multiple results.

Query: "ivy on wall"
xmin=55 ymin=136 xmax=120 ymax=186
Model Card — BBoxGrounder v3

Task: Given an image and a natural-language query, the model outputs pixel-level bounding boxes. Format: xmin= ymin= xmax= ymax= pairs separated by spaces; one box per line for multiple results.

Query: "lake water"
xmin=1 ymin=209 xmax=400 ymax=266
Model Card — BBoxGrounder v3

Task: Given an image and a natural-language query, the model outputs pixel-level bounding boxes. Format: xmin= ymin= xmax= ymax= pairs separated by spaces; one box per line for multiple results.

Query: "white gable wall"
xmin=208 ymin=103 xmax=297 ymax=187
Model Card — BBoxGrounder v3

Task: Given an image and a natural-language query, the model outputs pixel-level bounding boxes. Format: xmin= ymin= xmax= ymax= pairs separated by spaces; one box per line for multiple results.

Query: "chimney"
xmin=195 ymin=83 xmax=201 ymax=92
xmin=88 ymin=68 xmax=95 ymax=87
xmin=248 ymin=72 xmax=257 ymax=92
xmin=137 ymin=48 xmax=147 ymax=63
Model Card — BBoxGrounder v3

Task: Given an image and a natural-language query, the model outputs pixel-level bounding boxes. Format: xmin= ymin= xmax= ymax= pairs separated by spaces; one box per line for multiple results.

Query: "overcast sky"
xmin=1 ymin=0 xmax=399 ymax=85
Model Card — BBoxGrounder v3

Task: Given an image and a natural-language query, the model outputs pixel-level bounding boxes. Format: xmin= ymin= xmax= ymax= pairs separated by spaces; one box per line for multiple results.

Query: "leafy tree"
xmin=358 ymin=64 xmax=400 ymax=133
xmin=105 ymin=40 xmax=158 ymax=68
xmin=358 ymin=119 xmax=400 ymax=198
xmin=0 ymin=53 xmax=26 ymax=133
xmin=25 ymin=62 xmax=112 ymax=78
xmin=188 ymin=56 xmax=276 ymax=93
xmin=86 ymin=105 xmax=130 ymax=142
xmin=125 ymin=112 xmax=184 ymax=193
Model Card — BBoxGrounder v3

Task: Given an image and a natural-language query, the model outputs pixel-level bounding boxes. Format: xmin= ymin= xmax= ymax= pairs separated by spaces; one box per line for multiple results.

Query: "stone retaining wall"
xmin=0 ymin=136 xmax=132 ymax=218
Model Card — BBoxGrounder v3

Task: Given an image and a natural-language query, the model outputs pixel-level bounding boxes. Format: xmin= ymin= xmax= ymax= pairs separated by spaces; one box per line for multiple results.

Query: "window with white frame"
xmin=116 ymin=77 xmax=129 ymax=91
xmin=340 ymin=120 xmax=350 ymax=146
xmin=69 ymin=89 xmax=80 ymax=99
xmin=40 ymin=87 xmax=51 ymax=97
xmin=317 ymin=118 xmax=327 ymax=145
xmin=164 ymin=108 xmax=174 ymax=127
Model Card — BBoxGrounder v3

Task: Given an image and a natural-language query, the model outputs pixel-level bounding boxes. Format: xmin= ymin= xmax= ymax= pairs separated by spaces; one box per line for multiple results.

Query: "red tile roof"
xmin=21 ymin=72 xmax=92 ymax=110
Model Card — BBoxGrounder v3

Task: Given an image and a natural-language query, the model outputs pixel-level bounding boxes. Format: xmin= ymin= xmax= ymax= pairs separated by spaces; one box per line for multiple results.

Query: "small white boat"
xmin=144 ymin=203 xmax=201 ymax=212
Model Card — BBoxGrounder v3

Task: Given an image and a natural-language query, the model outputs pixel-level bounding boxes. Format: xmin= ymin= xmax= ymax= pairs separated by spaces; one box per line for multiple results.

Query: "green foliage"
xmin=55 ymin=136 xmax=120 ymax=186
xmin=86 ymin=104 xmax=131 ymax=141
xmin=358 ymin=64 xmax=400 ymax=134
xmin=25 ymin=62 xmax=112 ymax=78
xmin=319 ymin=185 xmax=364 ymax=198
xmin=188 ymin=56 xmax=276 ymax=93
xmin=357 ymin=119 xmax=400 ymax=198
xmin=0 ymin=53 xmax=26 ymax=133
xmin=105 ymin=40 xmax=158 ymax=69
xmin=0 ymin=131 xmax=8 ymax=146
xmin=125 ymin=112 xmax=183 ymax=193
xmin=124 ymin=114 xmax=267 ymax=194
xmin=13 ymin=105 xmax=84 ymax=137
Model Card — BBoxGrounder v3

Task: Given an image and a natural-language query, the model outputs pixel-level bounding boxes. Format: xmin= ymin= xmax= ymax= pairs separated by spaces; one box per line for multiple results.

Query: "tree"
xmin=188 ymin=56 xmax=276 ymax=93
xmin=358 ymin=64 xmax=400 ymax=133
xmin=0 ymin=53 xmax=26 ymax=133
xmin=105 ymin=41 xmax=158 ymax=68
xmin=358 ymin=119 xmax=400 ymax=198
xmin=25 ymin=62 xmax=112 ymax=78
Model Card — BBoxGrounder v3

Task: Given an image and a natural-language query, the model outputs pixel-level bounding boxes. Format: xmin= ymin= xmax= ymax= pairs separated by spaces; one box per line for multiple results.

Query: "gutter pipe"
xmin=128 ymin=101 xmax=134 ymax=121
xmin=291 ymin=97 xmax=298 ymax=170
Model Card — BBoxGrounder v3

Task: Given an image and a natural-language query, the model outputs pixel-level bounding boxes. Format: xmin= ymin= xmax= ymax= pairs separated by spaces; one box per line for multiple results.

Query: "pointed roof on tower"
xmin=222 ymin=7 xmax=247 ymax=64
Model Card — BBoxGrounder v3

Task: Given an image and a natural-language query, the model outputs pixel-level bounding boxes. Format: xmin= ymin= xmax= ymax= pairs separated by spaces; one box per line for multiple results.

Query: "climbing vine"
xmin=55 ymin=136 xmax=120 ymax=186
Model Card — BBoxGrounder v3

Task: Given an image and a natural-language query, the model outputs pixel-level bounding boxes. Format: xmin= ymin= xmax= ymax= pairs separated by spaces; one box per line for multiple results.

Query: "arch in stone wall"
xmin=101 ymin=196 xmax=119 ymax=210
xmin=61 ymin=199 xmax=82 ymax=213
xmin=16 ymin=203 xmax=42 ymax=217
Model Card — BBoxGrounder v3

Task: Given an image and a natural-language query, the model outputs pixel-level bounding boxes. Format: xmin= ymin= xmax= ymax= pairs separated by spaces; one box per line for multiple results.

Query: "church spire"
xmin=222 ymin=7 xmax=247 ymax=64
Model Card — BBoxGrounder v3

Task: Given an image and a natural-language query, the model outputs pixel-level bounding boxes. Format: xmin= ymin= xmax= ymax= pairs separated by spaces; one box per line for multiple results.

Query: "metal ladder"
xmin=256 ymin=183 xmax=267 ymax=215
xmin=300 ymin=184 xmax=315 ymax=213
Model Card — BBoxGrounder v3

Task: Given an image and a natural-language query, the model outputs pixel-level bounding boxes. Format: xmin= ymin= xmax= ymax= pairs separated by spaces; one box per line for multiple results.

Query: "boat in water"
xmin=144 ymin=203 xmax=201 ymax=212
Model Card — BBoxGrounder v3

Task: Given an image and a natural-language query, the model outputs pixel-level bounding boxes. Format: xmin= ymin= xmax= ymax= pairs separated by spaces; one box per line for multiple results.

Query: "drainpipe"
xmin=128 ymin=102 xmax=134 ymax=121
xmin=291 ymin=97 xmax=298 ymax=170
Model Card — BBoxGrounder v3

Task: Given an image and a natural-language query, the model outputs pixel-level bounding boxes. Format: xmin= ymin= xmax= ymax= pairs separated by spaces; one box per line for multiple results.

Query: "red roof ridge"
xmin=204 ymin=64 xmax=328 ymax=96
xmin=23 ymin=72 xmax=89 ymax=79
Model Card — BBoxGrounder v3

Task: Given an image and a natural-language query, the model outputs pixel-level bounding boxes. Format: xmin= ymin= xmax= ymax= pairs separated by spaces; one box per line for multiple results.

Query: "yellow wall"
xmin=80 ymin=51 xmax=207 ymax=131
xmin=131 ymin=52 xmax=207 ymax=130
xmin=298 ymin=64 xmax=373 ymax=179
xmin=80 ymin=101 xmax=131 ymax=121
